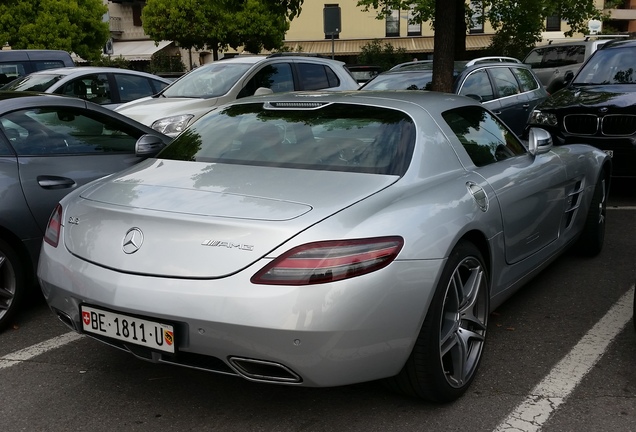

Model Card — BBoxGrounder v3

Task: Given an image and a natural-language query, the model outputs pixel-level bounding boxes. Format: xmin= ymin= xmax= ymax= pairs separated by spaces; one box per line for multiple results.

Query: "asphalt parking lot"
xmin=1 ymin=179 xmax=634 ymax=432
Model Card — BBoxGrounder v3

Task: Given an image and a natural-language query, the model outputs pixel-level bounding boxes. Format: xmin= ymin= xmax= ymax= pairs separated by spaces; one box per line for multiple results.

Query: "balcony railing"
xmin=109 ymin=16 xmax=122 ymax=33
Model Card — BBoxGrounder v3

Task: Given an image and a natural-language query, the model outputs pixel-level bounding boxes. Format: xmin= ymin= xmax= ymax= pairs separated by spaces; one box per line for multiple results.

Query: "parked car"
xmin=528 ymin=38 xmax=636 ymax=178
xmin=2 ymin=67 xmax=171 ymax=109
xmin=38 ymin=90 xmax=610 ymax=402
xmin=0 ymin=92 xmax=171 ymax=331
xmin=115 ymin=53 xmax=360 ymax=137
xmin=360 ymin=58 xmax=547 ymax=137
xmin=0 ymin=50 xmax=75 ymax=85
xmin=522 ymin=37 xmax=621 ymax=93
xmin=346 ymin=64 xmax=382 ymax=83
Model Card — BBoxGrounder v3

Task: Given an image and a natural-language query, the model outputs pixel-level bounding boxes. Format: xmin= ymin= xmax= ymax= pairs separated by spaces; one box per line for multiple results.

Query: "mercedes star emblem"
xmin=122 ymin=228 xmax=144 ymax=254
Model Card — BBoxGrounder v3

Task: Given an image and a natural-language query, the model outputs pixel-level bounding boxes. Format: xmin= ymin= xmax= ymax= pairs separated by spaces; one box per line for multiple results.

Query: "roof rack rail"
xmin=267 ymin=53 xmax=329 ymax=59
xmin=464 ymin=56 xmax=521 ymax=67
xmin=547 ymin=34 xmax=629 ymax=44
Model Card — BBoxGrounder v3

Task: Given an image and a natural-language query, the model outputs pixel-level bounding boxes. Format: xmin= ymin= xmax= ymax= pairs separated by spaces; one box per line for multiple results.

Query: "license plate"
xmin=604 ymin=150 xmax=613 ymax=157
xmin=81 ymin=305 xmax=175 ymax=353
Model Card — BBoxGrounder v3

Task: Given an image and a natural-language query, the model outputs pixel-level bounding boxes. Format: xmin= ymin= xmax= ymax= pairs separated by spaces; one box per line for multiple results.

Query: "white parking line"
xmin=0 ymin=331 xmax=83 ymax=370
xmin=494 ymin=285 xmax=635 ymax=432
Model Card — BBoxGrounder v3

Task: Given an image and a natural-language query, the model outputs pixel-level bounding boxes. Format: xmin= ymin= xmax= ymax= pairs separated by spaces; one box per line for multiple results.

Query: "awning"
xmin=111 ymin=40 xmax=172 ymax=61
xmin=283 ymin=34 xmax=493 ymax=55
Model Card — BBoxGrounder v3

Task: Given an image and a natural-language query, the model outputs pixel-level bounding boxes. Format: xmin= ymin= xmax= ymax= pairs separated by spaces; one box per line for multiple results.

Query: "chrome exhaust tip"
xmin=228 ymin=357 xmax=302 ymax=384
xmin=54 ymin=309 xmax=78 ymax=331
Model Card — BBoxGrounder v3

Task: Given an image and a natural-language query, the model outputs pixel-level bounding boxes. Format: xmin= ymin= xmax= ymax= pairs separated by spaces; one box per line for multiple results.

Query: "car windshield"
xmin=573 ymin=47 xmax=636 ymax=85
xmin=158 ymin=102 xmax=416 ymax=175
xmin=2 ymin=73 xmax=63 ymax=91
xmin=161 ymin=62 xmax=253 ymax=98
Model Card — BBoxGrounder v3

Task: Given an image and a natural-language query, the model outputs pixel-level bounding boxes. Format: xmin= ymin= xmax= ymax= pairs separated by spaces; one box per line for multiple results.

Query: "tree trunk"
xmin=431 ymin=0 xmax=456 ymax=92
xmin=455 ymin=0 xmax=466 ymax=60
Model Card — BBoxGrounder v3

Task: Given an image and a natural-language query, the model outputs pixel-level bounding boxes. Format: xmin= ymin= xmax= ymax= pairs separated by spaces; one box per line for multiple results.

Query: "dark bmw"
xmin=528 ymin=39 xmax=636 ymax=177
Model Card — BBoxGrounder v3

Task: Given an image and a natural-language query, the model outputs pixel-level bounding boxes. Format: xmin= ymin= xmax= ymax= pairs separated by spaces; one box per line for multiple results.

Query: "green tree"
xmin=142 ymin=0 xmax=290 ymax=61
xmin=356 ymin=0 xmax=616 ymax=92
xmin=0 ymin=0 xmax=109 ymax=61
xmin=357 ymin=39 xmax=411 ymax=71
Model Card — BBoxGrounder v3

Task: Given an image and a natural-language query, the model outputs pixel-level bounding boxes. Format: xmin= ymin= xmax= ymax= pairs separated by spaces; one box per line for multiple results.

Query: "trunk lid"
xmin=64 ymin=160 xmax=396 ymax=277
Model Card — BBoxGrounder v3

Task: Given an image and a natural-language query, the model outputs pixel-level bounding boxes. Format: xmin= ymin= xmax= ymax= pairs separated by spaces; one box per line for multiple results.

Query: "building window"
xmin=407 ymin=6 xmax=421 ymax=36
xmin=132 ymin=3 xmax=143 ymax=27
xmin=469 ymin=0 xmax=484 ymax=34
xmin=386 ymin=9 xmax=400 ymax=37
xmin=323 ymin=4 xmax=340 ymax=39
xmin=546 ymin=15 xmax=561 ymax=31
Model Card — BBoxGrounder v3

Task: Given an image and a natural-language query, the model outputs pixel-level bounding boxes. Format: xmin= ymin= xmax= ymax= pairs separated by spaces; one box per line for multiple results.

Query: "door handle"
xmin=493 ymin=111 xmax=502 ymax=115
xmin=37 ymin=175 xmax=76 ymax=189
xmin=523 ymin=104 xmax=530 ymax=108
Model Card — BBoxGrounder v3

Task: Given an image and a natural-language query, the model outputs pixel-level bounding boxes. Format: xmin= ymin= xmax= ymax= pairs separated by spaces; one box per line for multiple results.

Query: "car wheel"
xmin=0 ymin=239 xmax=25 ymax=332
xmin=576 ymin=174 xmax=607 ymax=257
xmin=385 ymin=241 xmax=489 ymax=402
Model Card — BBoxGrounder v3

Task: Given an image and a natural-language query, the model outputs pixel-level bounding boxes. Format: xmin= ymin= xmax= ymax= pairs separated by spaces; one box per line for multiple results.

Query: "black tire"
xmin=0 ymin=239 xmax=25 ymax=332
xmin=576 ymin=174 xmax=607 ymax=257
xmin=384 ymin=241 xmax=489 ymax=402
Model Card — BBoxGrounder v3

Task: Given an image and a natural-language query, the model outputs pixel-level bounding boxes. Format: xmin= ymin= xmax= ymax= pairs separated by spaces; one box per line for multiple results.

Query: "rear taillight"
xmin=251 ymin=236 xmax=404 ymax=285
xmin=44 ymin=204 xmax=62 ymax=247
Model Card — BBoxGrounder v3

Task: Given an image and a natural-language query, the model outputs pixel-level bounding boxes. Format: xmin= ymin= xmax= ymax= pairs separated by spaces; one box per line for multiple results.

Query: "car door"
xmin=486 ymin=66 xmax=529 ymax=137
xmin=442 ymin=105 xmax=568 ymax=264
xmin=1 ymin=105 xmax=145 ymax=233
xmin=456 ymin=68 xmax=503 ymax=121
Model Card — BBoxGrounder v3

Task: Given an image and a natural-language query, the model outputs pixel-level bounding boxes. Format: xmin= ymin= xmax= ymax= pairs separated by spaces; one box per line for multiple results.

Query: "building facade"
xmin=104 ymin=0 xmax=635 ymax=69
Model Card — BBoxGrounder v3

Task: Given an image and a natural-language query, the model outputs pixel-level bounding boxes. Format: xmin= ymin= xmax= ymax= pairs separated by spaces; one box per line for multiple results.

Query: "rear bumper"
xmin=38 ymin=242 xmax=443 ymax=387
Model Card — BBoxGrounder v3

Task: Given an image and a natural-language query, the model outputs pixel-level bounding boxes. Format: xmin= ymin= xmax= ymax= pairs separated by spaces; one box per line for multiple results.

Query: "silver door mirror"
xmin=527 ymin=127 xmax=553 ymax=156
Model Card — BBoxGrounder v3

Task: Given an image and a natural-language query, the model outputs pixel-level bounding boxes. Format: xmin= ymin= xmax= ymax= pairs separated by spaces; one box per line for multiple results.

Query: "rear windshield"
xmin=158 ymin=102 xmax=416 ymax=175
xmin=2 ymin=73 xmax=63 ymax=91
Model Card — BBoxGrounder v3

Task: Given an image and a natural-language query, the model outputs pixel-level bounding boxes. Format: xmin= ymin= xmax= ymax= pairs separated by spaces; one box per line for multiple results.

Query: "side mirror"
xmin=254 ymin=87 xmax=274 ymax=96
xmin=527 ymin=128 xmax=553 ymax=156
xmin=135 ymin=134 xmax=167 ymax=156
xmin=563 ymin=70 xmax=575 ymax=86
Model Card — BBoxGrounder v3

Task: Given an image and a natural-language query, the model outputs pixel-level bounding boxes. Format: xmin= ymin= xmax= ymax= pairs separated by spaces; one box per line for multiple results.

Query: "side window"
xmin=237 ymin=63 xmax=294 ymax=99
xmin=297 ymin=63 xmax=339 ymax=90
xmin=524 ymin=48 xmax=545 ymax=68
xmin=0 ymin=62 xmax=28 ymax=83
xmin=564 ymin=45 xmax=585 ymax=64
xmin=511 ymin=67 xmax=539 ymax=92
xmin=0 ymin=107 xmax=141 ymax=156
xmin=150 ymin=78 xmax=169 ymax=93
xmin=0 ymin=125 xmax=14 ymax=156
xmin=442 ymin=105 xmax=527 ymax=167
xmin=114 ymin=74 xmax=154 ymax=103
xmin=489 ymin=67 xmax=521 ymax=97
xmin=458 ymin=69 xmax=494 ymax=102
xmin=58 ymin=74 xmax=111 ymax=105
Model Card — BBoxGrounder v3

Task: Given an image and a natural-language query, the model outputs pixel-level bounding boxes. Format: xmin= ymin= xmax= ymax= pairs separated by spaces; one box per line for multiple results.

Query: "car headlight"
xmin=529 ymin=110 xmax=558 ymax=127
xmin=151 ymin=114 xmax=194 ymax=136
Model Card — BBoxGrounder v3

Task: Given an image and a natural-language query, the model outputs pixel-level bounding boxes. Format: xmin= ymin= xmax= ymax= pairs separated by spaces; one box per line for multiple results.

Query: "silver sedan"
xmin=38 ymin=90 xmax=611 ymax=402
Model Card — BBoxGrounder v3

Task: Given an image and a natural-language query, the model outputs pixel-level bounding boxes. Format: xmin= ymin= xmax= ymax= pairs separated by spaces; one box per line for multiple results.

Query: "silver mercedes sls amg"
xmin=37 ymin=90 xmax=611 ymax=402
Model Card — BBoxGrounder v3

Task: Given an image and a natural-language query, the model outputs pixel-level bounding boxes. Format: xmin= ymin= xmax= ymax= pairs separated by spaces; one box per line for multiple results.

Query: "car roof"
xmin=23 ymin=67 xmax=171 ymax=80
xmin=597 ymin=38 xmax=636 ymax=49
xmin=231 ymin=89 xmax=481 ymax=112
xmin=0 ymin=90 xmax=93 ymax=106
xmin=211 ymin=54 xmax=346 ymax=66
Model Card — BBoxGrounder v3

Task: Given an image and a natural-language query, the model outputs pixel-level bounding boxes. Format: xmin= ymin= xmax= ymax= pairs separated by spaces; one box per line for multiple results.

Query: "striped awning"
xmin=283 ymin=34 xmax=493 ymax=55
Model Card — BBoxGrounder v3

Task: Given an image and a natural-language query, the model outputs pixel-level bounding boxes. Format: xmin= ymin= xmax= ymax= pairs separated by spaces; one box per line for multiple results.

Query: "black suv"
xmin=360 ymin=58 xmax=547 ymax=138
xmin=528 ymin=39 xmax=636 ymax=177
